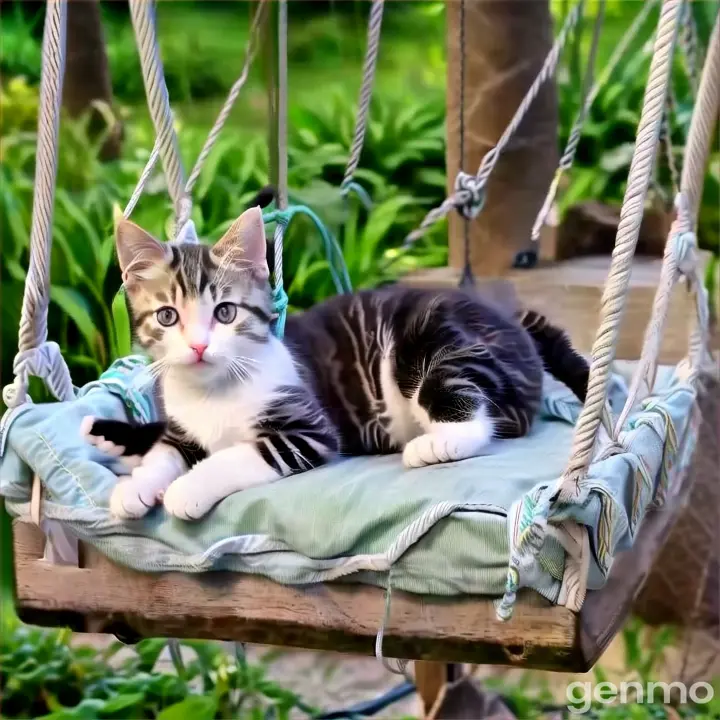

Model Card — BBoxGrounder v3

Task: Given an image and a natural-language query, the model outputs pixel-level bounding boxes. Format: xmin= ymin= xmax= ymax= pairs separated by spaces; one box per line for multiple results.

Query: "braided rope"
xmin=613 ymin=194 xmax=694 ymax=435
xmin=561 ymin=0 xmax=684 ymax=490
xmin=123 ymin=140 xmax=161 ymax=218
xmin=177 ymin=0 xmax=267 ymax=227
xmin=680 ymin=9 xmax=720 ymax=228
xmin=530 ymin=0 xmax=606 ymax=244
xmin=341 ymin=0 xmax=384 ymax=192
xmin=128 ymin=0 xmax=186 ymax=228
xmin=404 ymin=0 xmax=586 ymax=245
xmin=3 ymin=0 xmax=75 ymax=409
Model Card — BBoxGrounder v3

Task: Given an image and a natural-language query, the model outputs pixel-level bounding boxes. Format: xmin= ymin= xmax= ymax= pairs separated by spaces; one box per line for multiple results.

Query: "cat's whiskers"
xmin=132 ymin=358 xmax=169 ymax=389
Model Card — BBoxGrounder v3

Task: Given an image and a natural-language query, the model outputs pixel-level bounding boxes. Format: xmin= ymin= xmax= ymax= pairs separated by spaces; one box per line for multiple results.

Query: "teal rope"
xmin=340 ymin=180 xmax=373 ymax=210
xmin=263 ymin=204 xmax=352 ymax=338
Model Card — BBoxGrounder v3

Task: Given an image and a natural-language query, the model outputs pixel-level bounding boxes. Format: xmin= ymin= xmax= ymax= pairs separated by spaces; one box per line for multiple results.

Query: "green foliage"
xmin=0 ymin=626 xmax=316 ymax=719
xmin=0 ymin=76 xmax=443 ymax=395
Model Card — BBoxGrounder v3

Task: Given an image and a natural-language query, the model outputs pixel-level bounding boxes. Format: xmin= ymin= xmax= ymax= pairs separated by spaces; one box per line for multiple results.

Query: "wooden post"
xmin=446 ymin=0 xmax=559 ymax=277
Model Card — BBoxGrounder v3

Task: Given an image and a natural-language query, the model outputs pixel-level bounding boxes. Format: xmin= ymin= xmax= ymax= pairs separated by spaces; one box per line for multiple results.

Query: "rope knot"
xmin=453 ymin=171 xmax=485 ymax=219
xmin=2 ymin=342 xmax=74 ymax=408
xmin=670 ymin=230 xmax=697 ymax=277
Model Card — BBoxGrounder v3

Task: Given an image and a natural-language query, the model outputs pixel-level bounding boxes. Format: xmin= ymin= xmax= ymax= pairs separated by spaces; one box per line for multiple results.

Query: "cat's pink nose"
xmin=190 ymin=344 xmax=208 ymax=360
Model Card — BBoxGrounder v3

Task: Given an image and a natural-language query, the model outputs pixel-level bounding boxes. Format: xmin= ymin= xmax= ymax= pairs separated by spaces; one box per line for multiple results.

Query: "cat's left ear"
xmin=212 ymin=206 xmax=268 ymax=279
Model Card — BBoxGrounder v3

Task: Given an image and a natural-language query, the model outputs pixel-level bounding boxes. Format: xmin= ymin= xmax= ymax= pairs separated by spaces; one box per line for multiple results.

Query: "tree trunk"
xmin=446 ymin=0 xmax=559 ymax=277
xmin=63 ymin=0 xmax=122 ymax=160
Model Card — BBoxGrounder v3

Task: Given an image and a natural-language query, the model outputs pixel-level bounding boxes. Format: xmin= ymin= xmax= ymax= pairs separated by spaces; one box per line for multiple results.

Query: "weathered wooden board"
xmin=12 ymin=485 xmax=684 ymax=672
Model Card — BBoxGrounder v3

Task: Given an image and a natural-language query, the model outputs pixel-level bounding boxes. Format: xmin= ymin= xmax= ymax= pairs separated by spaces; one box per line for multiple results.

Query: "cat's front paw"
xmin=109 ymin=476 xmax=160 ymax=519
xmin=163 ymin=468 xmax=221 ymax=521
xmin=402 ymin=431 xmax=486 ymax=468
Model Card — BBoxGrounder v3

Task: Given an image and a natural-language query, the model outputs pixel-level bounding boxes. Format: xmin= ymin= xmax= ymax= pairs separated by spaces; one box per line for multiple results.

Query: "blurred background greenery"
xmin=1 ymin=2 xmax=719 ymax=717
xmin=2 ymin=0 xmax=717 ymax=393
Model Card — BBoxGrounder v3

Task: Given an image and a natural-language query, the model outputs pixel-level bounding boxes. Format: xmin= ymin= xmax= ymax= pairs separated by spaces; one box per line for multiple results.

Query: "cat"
xmin=83 ymin=204 xmax=589 ymax=521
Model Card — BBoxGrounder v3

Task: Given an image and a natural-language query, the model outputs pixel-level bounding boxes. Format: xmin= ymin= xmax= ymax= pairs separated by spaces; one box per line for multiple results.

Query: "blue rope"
xmin=317 ymin=681 xmax=416 ymax=719
xmin=263 ymin=204 xmax=352 ymax=337
xmin=341 ymin=180 xmax=373 ymax=211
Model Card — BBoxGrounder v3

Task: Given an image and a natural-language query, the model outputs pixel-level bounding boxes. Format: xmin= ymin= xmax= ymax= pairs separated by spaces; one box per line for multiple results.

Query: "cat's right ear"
xmin=116 ymin=219 xmax=168 ymax=284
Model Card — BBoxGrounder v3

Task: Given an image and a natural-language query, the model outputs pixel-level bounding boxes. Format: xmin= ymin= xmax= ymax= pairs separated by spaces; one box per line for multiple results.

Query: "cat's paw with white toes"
xmin=163 ymin=470 xmax=220 ymax=521
xmin=403 ymin=431 xmax=489 ymax=468
xmin=403 ymin=433 xmax=455 ymax=468
xmin=109 ymin=477 xmax=158 ymax=519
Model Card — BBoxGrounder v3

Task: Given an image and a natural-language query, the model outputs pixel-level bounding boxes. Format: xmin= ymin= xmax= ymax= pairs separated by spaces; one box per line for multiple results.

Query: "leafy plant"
xmin=0 ymin=625 xmax=316 ymax=719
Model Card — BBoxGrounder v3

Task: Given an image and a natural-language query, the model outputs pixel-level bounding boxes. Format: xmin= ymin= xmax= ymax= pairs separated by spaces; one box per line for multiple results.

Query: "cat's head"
xmin=116 ymin=206 xmax=272 ymax=384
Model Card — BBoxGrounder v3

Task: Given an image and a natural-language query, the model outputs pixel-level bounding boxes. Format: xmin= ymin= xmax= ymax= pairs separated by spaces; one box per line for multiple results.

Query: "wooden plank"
xmin=403 ymin=254 xmax=711 ymax=364
xmin=11 ymin=466 xmax=691 ymax=672
xmin=580 ymin=495 xmax=684 ymax=670
xmin=13 ymin=521 xmax=580 ymax=670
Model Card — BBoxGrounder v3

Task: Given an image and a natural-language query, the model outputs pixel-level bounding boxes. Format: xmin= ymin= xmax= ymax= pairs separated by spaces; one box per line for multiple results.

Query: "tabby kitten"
xmin=84 ymin=206 xmax=589 ymax=521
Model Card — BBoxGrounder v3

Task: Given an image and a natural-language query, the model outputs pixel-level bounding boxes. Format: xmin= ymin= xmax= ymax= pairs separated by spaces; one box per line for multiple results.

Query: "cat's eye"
xmin=214 ymin=302 xmax=237 ymax=324
xmin=156 ymin=306 xmax=179 ymax=327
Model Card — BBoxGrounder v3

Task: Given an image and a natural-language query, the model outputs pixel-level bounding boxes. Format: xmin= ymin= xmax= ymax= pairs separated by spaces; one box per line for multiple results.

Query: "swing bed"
xmin=2 ymin=0 xmax=718 ymax=686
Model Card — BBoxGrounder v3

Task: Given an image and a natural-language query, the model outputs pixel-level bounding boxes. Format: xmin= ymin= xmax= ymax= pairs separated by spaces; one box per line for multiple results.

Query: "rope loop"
xmin=669 ymin=230 xmax=697 ymax=277
xmin=3 ymin=341 xmax=75 ymax=408
xmin=453 ymin=171 xmax=486 ymax=219
xmin=340 ymin=180 xmax=373 ymax=211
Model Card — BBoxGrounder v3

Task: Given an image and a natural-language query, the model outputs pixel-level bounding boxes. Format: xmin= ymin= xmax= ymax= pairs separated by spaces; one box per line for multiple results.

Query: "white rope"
xmin=530 ymin=0 xmax=607 ymax=244
xmin=682 ymin=10 xmax=719 ymax=368
xmin=176 ymin=0 xmax=268 ymax=228
xmin=341 ymin=0 xmax=384 ymax=191
xmin=128 ymin=0 xmax=187 ymax=231
xmin=561 ymin=0 xmax=684 ymax=492
xmin=614 ymin=12 xmax=719 ymax=432
xmin=680 ymin=9 xmax=720 ymax=228
xmin=613 ymin=194 xmax=695 ymax=435
xmin=123 ymin=139 xmax=161 ymax=218
xmin=3 ymin=0 xmax=74 ymax=410
xmin=404 ymin=0 xmax=586 ymax=245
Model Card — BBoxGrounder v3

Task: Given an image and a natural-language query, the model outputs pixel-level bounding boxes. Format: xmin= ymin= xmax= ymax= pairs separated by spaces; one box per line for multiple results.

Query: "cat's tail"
xmin=246 ymin=185 xmax=276 ymax=210
xmin=517 ymin=309 xmax=589 ymax=402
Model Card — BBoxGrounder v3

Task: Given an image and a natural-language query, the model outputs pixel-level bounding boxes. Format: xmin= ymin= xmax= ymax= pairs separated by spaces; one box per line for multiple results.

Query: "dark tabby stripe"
xmin=254 ymin=386 xmax=339 ymax=475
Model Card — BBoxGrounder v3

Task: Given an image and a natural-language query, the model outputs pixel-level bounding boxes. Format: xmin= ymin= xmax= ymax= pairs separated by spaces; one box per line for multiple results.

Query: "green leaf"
xmin=100 ymin=692 xmax=145 ymax=714
xmin=111 ymin=289 xmax=132 ymax=360
xmin=49 ymin=286 xmax=103 ymax=360
xmin=157 ymin=695 xmax=218 ymax=720
xmin=133 ymin=638 xmax=168 ymax=673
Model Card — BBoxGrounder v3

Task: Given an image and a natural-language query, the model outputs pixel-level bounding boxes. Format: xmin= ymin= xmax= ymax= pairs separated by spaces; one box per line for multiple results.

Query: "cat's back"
xmin=284 ymin=285 xmax=526 ymax=345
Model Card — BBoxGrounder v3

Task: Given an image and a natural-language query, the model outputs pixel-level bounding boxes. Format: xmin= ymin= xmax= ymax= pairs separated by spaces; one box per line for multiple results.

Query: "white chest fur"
xmin=162 ymin=338 xmax=301 ymax=453
xmin=379 ymin=347 xmax=427 ymax=446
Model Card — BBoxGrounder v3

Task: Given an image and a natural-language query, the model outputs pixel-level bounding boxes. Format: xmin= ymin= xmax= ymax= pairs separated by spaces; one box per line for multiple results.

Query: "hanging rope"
xmin=680 ymin=9 xmax=720 ymax=227
xmin=3 ymin=0 xmax=74 ymax=410
xmin=176 ymin=0 xmax=267 ymax=228
xmin=128 ymin=0 xmax=187 ymax=233
xmin=560 ymin=0 xmax=685 ymax=496
xmin=516 ymin=0 xmax=607 ymax=268
xmin=403 ymin=0 xmax=586 ymax=247
xmin=340 ymin=0 xmax=384 ymax=208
